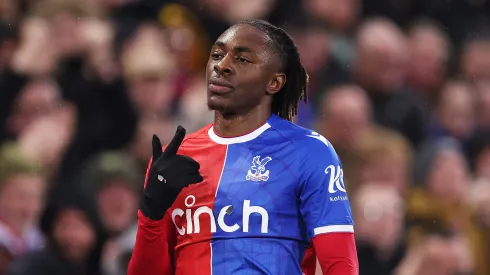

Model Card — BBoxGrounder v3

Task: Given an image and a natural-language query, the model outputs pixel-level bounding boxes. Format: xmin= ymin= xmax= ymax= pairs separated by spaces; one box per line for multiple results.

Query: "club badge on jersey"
xmin=246 ymin=155 xmax=272 ymax=182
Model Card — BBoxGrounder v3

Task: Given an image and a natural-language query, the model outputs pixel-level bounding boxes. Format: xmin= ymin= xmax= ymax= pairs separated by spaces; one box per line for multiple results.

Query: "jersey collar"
xmin=208 ymin=115 xmax=277 ymax=145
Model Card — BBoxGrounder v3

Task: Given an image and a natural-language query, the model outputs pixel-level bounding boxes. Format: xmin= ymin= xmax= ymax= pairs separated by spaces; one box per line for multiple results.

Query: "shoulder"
xmin=160 ymin=124 xmax=213 ymax=156
xmin=268 ymin=118 xmax=337 ymax=162
xmin=171 ymin=124 xmax=213 ymax=152
xmin=183 ymin=124 xmax=212 ymax=142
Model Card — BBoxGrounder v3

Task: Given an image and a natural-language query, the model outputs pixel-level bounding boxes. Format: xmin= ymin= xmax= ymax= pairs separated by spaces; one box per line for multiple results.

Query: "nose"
xmin=213 ymin=56 xmax=233 ymax=76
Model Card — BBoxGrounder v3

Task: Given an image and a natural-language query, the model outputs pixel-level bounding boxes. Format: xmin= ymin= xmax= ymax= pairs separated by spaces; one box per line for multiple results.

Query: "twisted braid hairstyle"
xmin=238 ymin=19 xmax=309 ymax=121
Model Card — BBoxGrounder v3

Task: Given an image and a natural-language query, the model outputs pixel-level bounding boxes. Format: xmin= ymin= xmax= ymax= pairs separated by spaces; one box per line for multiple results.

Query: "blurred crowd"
xmin=0 ymin=0 xmax=490 ymax=274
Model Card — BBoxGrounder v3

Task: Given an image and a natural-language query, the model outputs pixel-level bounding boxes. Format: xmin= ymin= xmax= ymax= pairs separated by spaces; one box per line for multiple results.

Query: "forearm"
xmin=313 ymin=233 xmax=358 ymax=275
xmin=128 ymin=211 xmax=173 ymax=275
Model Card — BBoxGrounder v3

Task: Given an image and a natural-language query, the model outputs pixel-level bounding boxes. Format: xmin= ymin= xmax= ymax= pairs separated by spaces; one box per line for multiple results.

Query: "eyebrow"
xmin=213 ymin=41 xmax=253 ymax=53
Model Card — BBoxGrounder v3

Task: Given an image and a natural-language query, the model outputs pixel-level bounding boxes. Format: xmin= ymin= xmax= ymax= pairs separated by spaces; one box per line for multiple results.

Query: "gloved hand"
xmin=140 ymin=126 xmax=203 ymax=220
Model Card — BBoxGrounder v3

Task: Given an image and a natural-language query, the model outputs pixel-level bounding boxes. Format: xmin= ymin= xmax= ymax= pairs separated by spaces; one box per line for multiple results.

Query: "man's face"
xmin=53 ymin=208 xmax=96 ymax=261
xmin=206 ymin=24 xmax=280 ymax=115
xmin=8 ymin=80 xmax=61 ymax=136
xmin=353 ymin=186 xmax=404 ymax=251
xmin=437 ymin=84 xmax=475 ymax=139
xmin=321 ymin=88 xmax=370 ymax=145
xmin=97 ymin=180 xmax=138 ymax=234
xmin=0 ymin=175 xmax=45 ymax=234
xmin=428 ymin=151 xmax=470 ymax=203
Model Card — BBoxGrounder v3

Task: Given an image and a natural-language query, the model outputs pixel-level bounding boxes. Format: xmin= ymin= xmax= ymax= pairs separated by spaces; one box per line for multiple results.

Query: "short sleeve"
xmin=297 ymin=132 xmax=354 ymax=239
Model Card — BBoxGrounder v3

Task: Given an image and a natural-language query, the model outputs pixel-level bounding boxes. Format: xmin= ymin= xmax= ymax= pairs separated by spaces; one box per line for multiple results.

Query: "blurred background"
xmin=0 ymin=0 xmax=489 ymax=274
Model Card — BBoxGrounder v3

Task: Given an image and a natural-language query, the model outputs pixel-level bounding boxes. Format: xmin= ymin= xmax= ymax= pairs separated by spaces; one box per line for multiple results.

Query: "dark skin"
xmin=206 ymin=24 xmax=287 ymax=137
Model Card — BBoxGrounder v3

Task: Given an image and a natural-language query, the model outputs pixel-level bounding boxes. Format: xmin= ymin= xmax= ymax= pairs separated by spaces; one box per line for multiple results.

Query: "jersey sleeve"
xmin=297 ymin=132 xmax=354 ymax=239
xmin=128 ymin=158 xmax=176 ymax=275
xmin=128 ymin=211 xmax=174 ymax=275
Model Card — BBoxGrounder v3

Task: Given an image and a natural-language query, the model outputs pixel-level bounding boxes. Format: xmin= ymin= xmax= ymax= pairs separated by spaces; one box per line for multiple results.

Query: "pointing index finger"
xmin=163 ymin=125 xmax=186 ymax=156
xmin=152 ymin=134 xmax=163 ymax=159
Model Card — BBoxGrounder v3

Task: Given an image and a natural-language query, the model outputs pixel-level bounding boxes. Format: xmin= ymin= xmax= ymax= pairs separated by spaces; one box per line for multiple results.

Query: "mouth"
xmin=208 ymin=79 xmax=234 ymax=94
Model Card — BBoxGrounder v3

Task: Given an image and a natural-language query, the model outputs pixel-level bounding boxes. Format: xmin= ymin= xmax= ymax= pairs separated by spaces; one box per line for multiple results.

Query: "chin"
xmin=207 ymin=96 xmax=231 ymax=112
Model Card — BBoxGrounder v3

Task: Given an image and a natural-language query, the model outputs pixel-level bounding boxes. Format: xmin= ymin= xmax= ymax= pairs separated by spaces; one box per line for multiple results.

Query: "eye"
xmin=211 ymin=53 xmax=223 ymax=60
xmin=237 ymin=57 xmax=250 ymax=63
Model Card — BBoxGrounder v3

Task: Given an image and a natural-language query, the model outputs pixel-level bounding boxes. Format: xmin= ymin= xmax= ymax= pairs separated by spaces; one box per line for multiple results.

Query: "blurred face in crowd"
xmin=320 ymin=85 xmax=371 ymax=146
xmin=53 ymin=208 xmax=96 ymax=262
xmin=0 ymin=175 xmax=45 ymax=234
xmin=127 ymin=74 xmax=174 ymax=116
xmin=427 ymin=150 xmax=470 ymax=203
xmin=408 ymin=25 xmax=448 ymax=91
xmin=80 ymin=19 xmax=117 ymax=81
xmin=227 ymin=0 xmax=277 ymax=23
xmin=360 ymin=153 xmax=408 ymax=193
xmin=131 ymin=117 xmax=175 ymax=162
xmin=436 ymin=82 xmax=475 ymax=139
xmin=164 ymin=19 xmax=207 ymax=73
xmin=290 ymin=28 xmax=330 ymax=75
xmin=355 ymin=20 xmax=408 ymax=92
xmin=461 ymin=39 xmax=490 ymax=81
xmin=51 ymin=11 xmax=86 ymax=57
xmin=123 ymin=25 xmax=176 ymax=116
xmin=198 ymin=0 xmax=275 ymax=24
xmin=16 ymin=103 xmax=77 ymax=171
xmin=97 ymin=180 xmax=138 ymax=234
xmin=303 ymin=0 xmax=359 ymax=32
xmin=353 ymin=184 xmax=404 ymax=254
xmin=7 ymin=80 xmax=62 ymax=137
xmin=206 ymin=24 xmax=285 ymax=115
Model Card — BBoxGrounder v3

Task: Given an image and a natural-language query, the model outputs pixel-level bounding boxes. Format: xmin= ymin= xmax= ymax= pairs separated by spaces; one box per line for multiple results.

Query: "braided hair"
xmin=238 ymin=19 xmax=309 ymax=122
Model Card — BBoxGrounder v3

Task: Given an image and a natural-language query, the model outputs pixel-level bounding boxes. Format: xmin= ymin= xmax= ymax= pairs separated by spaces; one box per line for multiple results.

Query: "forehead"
xmin=215 ymin=24 xmax=275 ymax=53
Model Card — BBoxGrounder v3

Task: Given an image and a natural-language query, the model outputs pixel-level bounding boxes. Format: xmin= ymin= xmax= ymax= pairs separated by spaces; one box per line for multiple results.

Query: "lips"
xmin=208 ymin=79 xmax=233 ymax=94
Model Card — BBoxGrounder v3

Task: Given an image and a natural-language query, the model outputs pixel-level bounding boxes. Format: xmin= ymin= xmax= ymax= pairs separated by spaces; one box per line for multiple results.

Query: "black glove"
xmin=140 ymin=126 xmax=203 ymax=220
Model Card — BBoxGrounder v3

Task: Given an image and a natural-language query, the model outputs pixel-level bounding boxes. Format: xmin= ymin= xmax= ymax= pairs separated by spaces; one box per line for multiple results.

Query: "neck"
xmin=213 ymin=107 xmax=272 ymax=137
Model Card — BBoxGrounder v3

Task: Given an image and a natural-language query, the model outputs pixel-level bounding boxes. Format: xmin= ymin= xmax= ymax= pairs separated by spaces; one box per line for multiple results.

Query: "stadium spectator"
xmin=356 ymin=130 xmax=412 ymax=193
xmin=430 ymin=80 xmax=476 ymax=142
xmin=406 ymin=19 xmax=450 ymax=104
xmin=6 ymin=187 xmax=108 ymax=275
xmin=353 ymin=183 xmax=406 ymax=275
xmin=0 ymin=143 xmax=45 ymax=273
xmin=409 ymin=138 xmax=489 ymax=275
xmin=353 ymin=18 xmax=428 ymax=146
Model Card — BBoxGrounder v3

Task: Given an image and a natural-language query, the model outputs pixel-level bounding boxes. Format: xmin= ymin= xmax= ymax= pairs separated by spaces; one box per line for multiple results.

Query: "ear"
xmin=266 ymin=73 xmax=286 ymax=95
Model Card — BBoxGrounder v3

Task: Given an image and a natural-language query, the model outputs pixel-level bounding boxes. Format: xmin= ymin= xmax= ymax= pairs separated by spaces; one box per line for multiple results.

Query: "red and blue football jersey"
xmin=130 ymin=114 xmax=356 ymax=275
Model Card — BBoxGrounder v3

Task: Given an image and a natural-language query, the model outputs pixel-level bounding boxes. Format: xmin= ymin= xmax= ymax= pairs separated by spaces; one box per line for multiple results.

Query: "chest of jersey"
xmin=171 ymin=140 xmax=308 ymax=247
